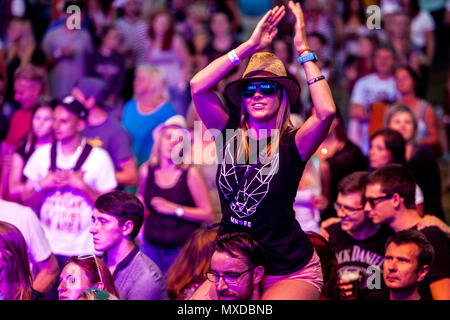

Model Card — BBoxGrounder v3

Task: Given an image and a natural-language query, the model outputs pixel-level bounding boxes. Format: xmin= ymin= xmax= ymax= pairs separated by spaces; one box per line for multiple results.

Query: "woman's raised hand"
xmin=247 ymin=5 xmax=286 ymax=52
xmin=288 ymin=1 xmax=310 ymax=54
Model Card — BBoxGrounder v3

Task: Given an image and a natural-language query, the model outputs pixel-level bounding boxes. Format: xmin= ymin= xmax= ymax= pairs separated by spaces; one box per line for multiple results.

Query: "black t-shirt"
xmin=143 ymin=166 xmax=200 ymax=248
xmin=0 ymin=114 xmax=10 ymax=142
xmin=86 ymin=50 xmax=126 ymax=99
xmin=215 ymin=113 xmax=314 ymax=275
xmin=326 ymin=223 xmax=394 ymax=299
xmin=410 ymin=226 xmax=450 ymax=299
xmin=16 ymin=142 xmax=36 ymax=182
xmin=408 ymin=145 xmax=444 ymax=220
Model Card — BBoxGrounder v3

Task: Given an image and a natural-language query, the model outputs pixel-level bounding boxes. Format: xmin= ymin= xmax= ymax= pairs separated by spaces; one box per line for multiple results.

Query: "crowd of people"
xmin=0 ymin=0 xmax=449 ymax=301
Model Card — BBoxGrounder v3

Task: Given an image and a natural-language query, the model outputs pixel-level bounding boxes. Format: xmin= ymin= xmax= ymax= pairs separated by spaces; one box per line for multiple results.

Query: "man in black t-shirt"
xmin=324 ymin=171 xmax=393 ymax=300
xmin=364 ymin=164 xmax=450 ymax=300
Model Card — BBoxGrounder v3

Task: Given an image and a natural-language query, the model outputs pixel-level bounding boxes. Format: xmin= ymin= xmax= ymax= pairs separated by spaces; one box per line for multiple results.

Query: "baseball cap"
xmin=59 ymin=96 xmax=88 ymax=120
xmin=75 ymin=77 xmax=107 ymax=107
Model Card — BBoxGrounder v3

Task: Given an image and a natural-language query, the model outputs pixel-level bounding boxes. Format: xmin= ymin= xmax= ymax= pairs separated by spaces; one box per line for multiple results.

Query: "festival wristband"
xmin=228 ymin=50 xmax=241 ymax=66
xmin=34 ymin=182 xmax=42 ymax=193
xmin=307 ymin=75 xmax=326 ymax=85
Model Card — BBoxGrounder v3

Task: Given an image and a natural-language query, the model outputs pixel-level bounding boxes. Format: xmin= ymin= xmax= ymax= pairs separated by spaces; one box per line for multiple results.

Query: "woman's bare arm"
xmin=289 ymin=1 xmax=336 ymax=162
xmin=8 ymin=152 xmax=26 ymax=199
xmin=190 ymin=6 xmax=286 ymax=131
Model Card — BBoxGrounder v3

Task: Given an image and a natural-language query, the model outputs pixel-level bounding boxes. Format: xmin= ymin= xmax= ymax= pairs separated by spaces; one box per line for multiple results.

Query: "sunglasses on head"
xmin=239 ymin=81 xmax=279 ymax=98
xmin=78 ymin=254 xmax=103 ymax=286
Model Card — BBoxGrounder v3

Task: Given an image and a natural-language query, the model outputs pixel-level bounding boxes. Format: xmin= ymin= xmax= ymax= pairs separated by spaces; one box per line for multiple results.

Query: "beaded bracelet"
xmin=297 ymin=47 xmax=312 ymax=56
xmin=307 ymin=75 xmax=325 ymax=85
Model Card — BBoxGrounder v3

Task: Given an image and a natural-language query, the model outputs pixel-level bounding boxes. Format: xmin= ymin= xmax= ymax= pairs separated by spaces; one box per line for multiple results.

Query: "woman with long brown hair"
xmin=0 ymin=221 xmax=33 ymax=300
xmin=166 ymin=226 xmax=218 ymax=300
xmin=393 ymin=66 xmax=441 ymax=155
xmin=58 ymin=255 xmax=118 ymax=300
xmin=7 ymin=101 xmax=54 ymax=202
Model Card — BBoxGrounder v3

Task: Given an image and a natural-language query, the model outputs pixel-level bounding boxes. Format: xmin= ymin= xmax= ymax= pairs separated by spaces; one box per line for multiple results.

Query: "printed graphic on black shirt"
xmin=335 ymin=244 xmax=384 ymax=290
xmin=327 ymin=223 xmax=393 ymax=296
xmin=218 ymin=138 xmax=279 ymax=221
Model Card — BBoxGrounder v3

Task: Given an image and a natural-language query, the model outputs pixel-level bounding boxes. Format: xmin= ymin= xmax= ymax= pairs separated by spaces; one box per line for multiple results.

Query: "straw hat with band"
xmin=225 ymin=52 xmax=301 ymax=109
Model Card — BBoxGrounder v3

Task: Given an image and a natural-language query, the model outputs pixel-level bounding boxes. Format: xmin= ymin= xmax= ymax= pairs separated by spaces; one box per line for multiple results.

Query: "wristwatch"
xmin=297 ymin=51 xmax=318 ymax=65
xmin=175 ymin=206 xmax=185 ymax=217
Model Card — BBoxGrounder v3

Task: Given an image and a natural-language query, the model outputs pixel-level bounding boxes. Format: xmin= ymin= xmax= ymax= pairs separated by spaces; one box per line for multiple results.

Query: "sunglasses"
xmin=240 ymin=82 xmax=279 ymax=98
xmin=205 ymin=266 xmax=256 ymax=285
xmin=78 ymin=254 xmax=103 ymax=285
xmin=362 ymin=194 xmax=395 ymax=208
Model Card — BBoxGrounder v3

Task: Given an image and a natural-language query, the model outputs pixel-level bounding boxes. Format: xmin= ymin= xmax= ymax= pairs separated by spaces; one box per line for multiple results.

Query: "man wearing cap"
xmin=72 ymin=77 xmax=138 ymax=188
xmin=22 ymin=96 xmax=117 ymax=268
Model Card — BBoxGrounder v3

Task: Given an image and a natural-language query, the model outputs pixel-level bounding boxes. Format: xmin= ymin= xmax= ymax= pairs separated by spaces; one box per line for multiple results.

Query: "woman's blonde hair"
xmin=236 ymin=87 xmax=292 ymax=163
xmin=148 ymin=125 xmax=191 ymax=168
xmin=135 ymin=64 xmax=170 ymax=101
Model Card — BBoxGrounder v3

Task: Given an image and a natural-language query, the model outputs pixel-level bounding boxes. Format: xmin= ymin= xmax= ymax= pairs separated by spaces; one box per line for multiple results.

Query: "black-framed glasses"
xmin=78 ymin=254 xmax=103 ymax=285
xmin=333 ymin=202 xmax=364 ymax=214
xmin=240 ymin=82 xmax=279 ymax=98
xmin=363 ymin=194 xmax=395 ymax=208
xmin=205 ymin=266 xmax=256 ymax=284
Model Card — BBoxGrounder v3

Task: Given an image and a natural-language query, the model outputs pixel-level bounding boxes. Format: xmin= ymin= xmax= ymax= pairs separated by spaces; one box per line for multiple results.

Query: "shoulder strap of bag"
xmin=73 ymin=143 xmax=93 ymax=172
xmin=50 ymin=141 xmax=58 ymax=172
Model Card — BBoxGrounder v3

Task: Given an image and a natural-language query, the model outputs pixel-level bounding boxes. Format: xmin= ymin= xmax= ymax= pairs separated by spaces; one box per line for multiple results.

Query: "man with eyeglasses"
xmin=364 ymin=164 xmax=450 ymax=300
xmin=194 ymin=233 xmax=267 ymax=300
xmin=322 ymin=171 xmax=394 ymax=300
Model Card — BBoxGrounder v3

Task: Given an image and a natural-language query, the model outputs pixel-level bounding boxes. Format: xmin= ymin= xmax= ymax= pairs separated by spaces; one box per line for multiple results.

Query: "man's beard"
xmin=217 ymin=277 xmax=254 ymax=300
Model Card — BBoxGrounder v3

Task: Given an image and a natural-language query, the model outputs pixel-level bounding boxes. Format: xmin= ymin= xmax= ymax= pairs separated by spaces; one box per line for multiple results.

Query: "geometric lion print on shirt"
xmin=218 ymin=142 xmax=279 ymax=219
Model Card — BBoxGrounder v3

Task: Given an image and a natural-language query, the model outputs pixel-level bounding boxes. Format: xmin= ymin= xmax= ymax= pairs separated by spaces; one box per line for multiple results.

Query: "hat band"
xmin=243 ymin=70 xmax=284 ymax=79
